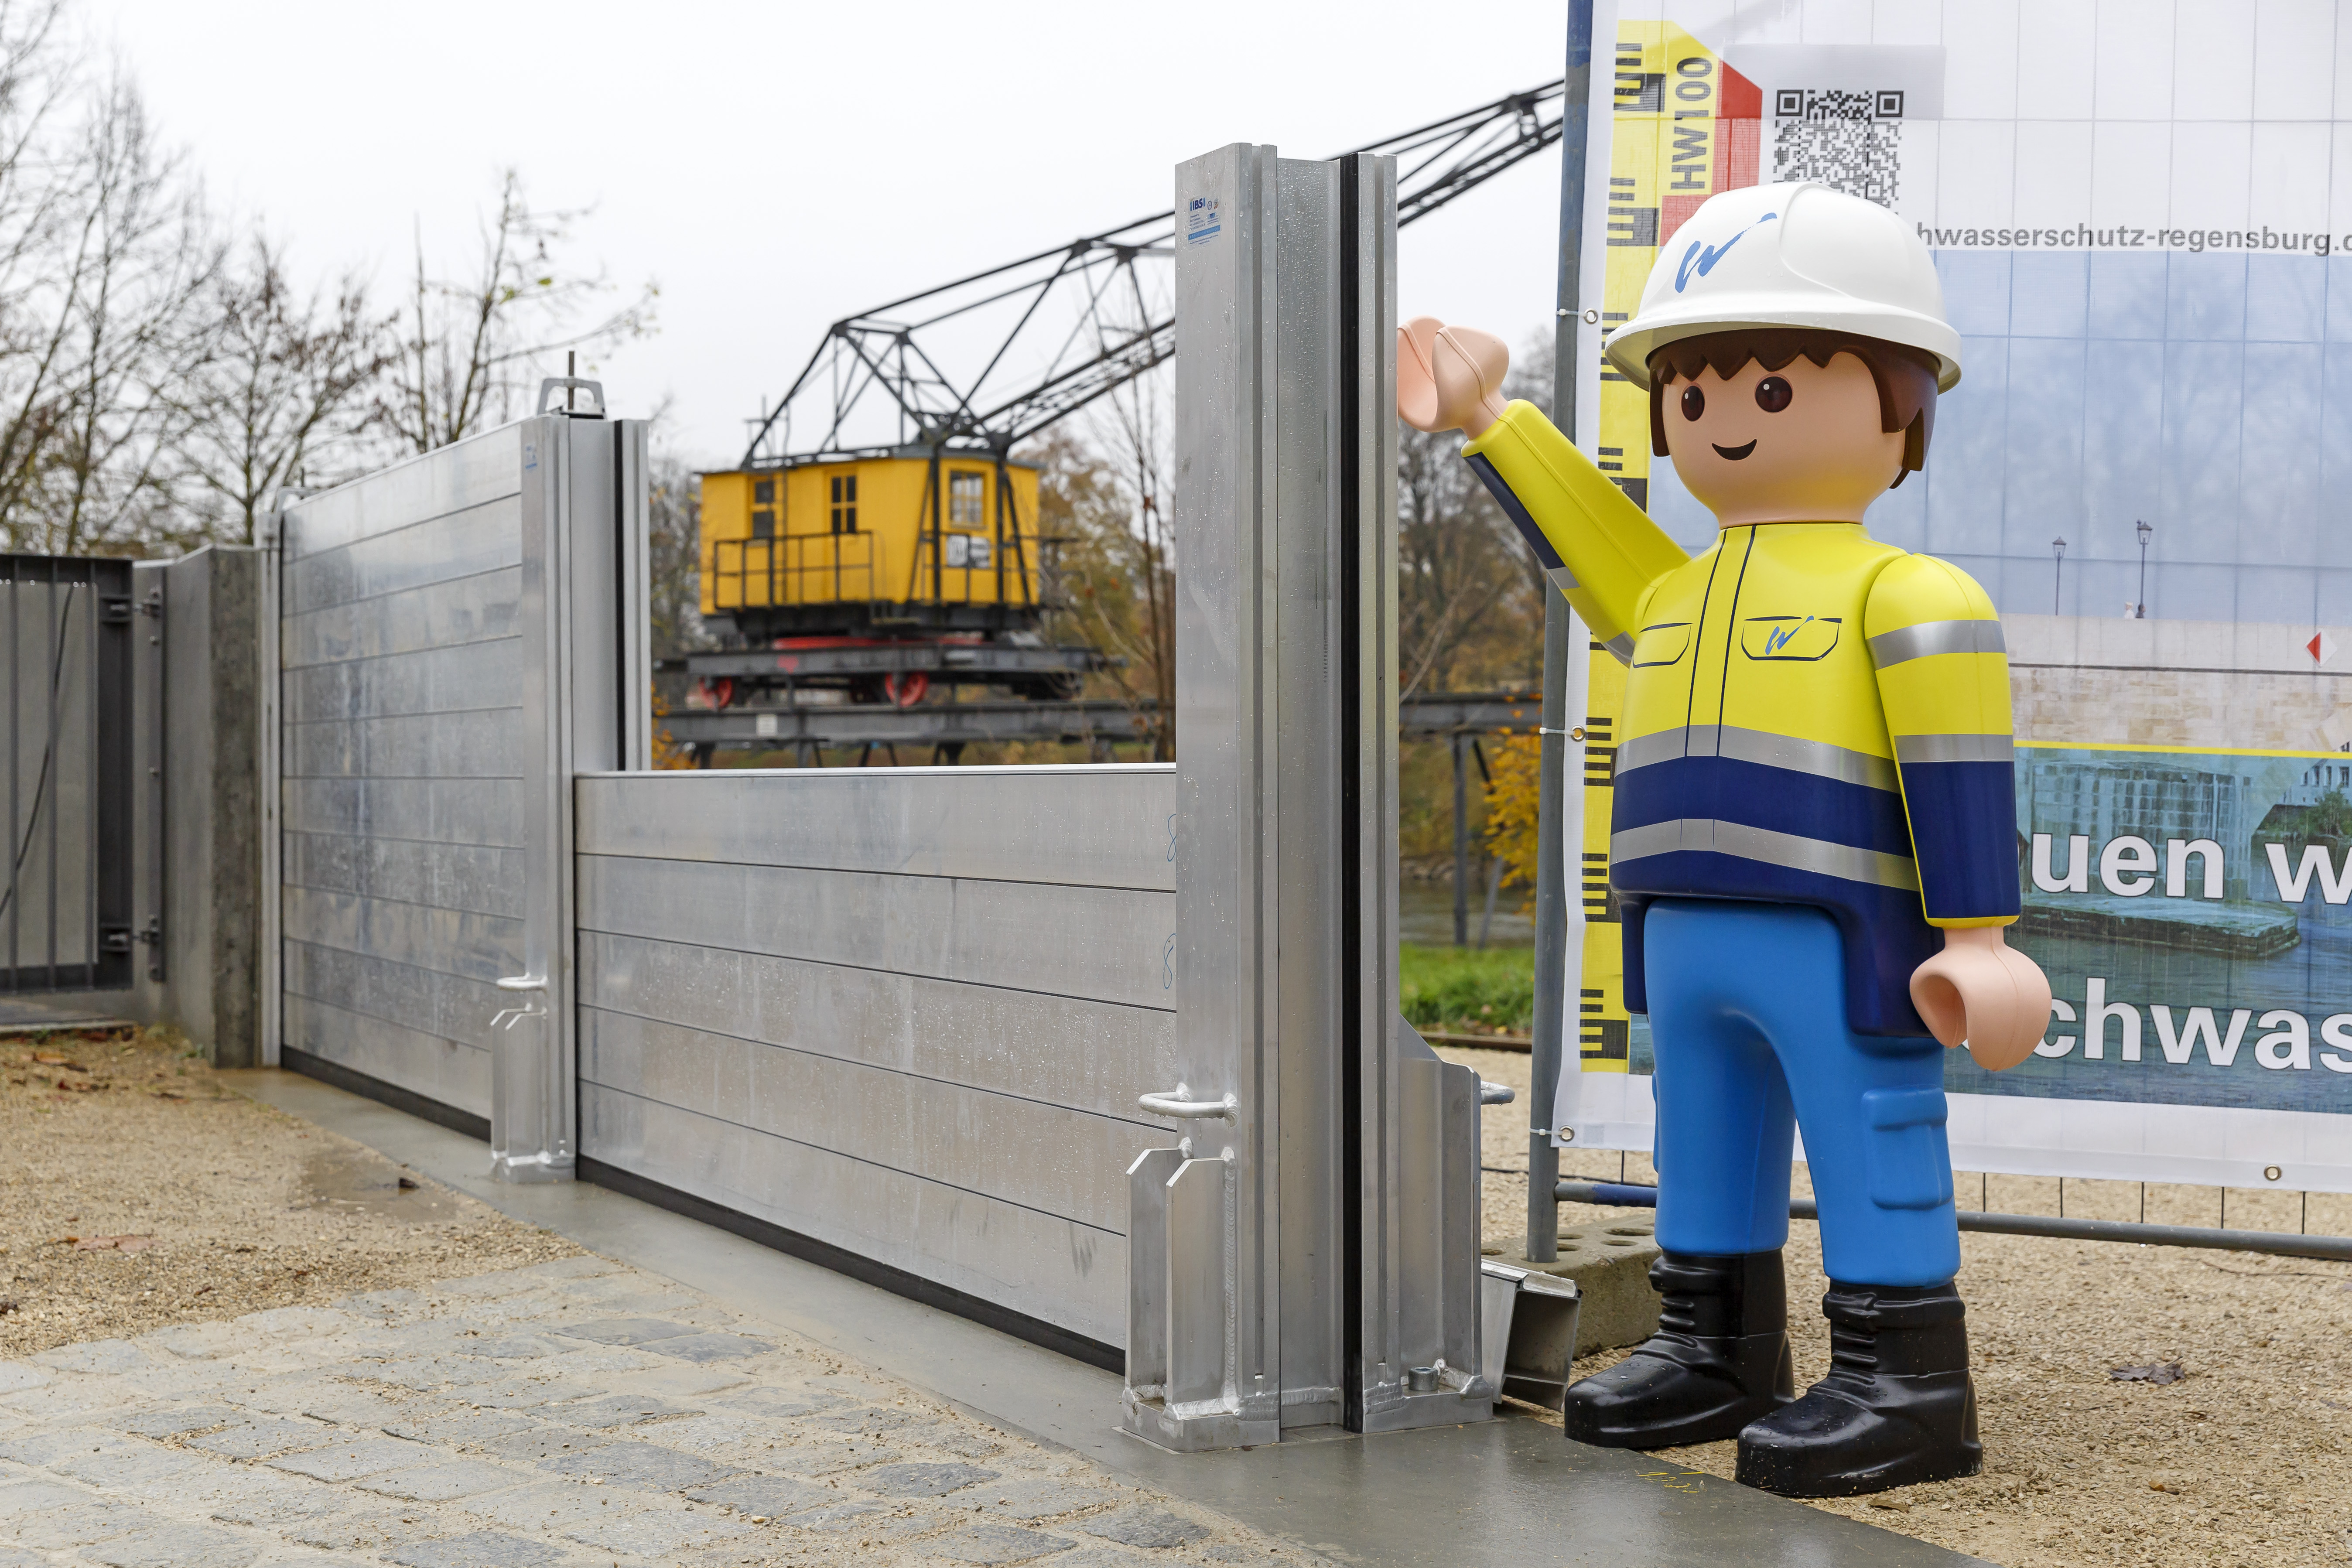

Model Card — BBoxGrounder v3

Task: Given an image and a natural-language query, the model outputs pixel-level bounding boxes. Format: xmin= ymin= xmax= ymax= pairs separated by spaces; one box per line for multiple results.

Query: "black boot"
xmin=1562 ymin=1250 xmax=1794 ymax=1448
xmin=1736 ymin=1280 xmax=1981 ymax=1497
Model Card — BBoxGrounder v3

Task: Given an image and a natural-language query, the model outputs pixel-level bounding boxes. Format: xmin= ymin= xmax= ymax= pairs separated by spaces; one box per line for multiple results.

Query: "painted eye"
xmin=1679 ymin=385 xmax=1705 ymax=421
xmin=1755 ymin=376 xmax=1793 ymax=413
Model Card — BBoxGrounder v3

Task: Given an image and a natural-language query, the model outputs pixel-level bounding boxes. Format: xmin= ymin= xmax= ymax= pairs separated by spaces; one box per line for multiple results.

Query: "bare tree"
xmin=0 ymin=1 xmax=89 ymax=541
xmin=1397 ymin=421 xmax=1525 ymax=696
xmin=1030 ymin=424 xmax=1173 ymax=760
xmin=175 ymin=233 xmax=390 ymax=544
xmin=0 ymin=10 xmax=224 ymax=555
xmin=379 ymin=169 xmax=656 ymax=454
xmin=1395 ymin=332 xmax=1552 ymax=696
xmin=1078 ymin=366 xmax=1175 ymax=757
xmin=646 ymin=451 xmax=711 ymax=662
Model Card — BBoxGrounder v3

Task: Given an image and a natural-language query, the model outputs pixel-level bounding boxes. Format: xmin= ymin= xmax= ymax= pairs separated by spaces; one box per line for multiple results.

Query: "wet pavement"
xmin=0 ymin=1254 xmax=1299 ymax=1567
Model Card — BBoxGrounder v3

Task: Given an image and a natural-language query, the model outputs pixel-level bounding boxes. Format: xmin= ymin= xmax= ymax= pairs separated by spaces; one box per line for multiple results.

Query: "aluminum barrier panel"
xmin=279 ymin=428 xmax=530 ymax=1120
xmin=572 ymin=764 xmax=1176 ymax=1354
xmin=279 ymin=407 xmax=646 ymax=1139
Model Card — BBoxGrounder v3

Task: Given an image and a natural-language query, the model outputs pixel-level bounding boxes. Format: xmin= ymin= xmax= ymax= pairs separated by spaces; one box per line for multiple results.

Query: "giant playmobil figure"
xmin=1398 ymin=182 xmax=2051 ymax=1497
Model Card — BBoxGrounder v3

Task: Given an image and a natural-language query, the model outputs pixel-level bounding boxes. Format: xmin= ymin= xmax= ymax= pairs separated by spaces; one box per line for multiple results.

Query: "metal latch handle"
xmin=492 ymin=974 xmax=548 ymax=1031
xmin=1480 ymin=1081 xmax=1516 ymax=1105
xmin=1138 ymin=1083 xmax=1237 ymax=1121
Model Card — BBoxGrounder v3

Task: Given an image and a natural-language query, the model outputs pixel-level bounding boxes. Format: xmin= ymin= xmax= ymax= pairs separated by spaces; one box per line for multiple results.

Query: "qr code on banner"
xmin=1772 ymin=88 xmax=1904 ymax=208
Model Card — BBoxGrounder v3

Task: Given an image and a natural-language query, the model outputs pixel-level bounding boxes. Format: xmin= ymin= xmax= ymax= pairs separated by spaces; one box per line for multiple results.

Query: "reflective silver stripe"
xmin=1714 ymin=725 xmax=1901 ymax=793
xmin=1894 ymin=732 xmax=2016 ymax=765
xmin=1867 ymin=618 xmax=2005 ymax=668
xmin=1603 ymin=632 xmax=1635 ymax=665
xmin=1545 ymin=564 xmax=1581 ymax=594
xmin=1613 ymin=723 xmax=1900 ymax=793
xmin=1614 ymin=728 xmax=1689 ymax=774
xmin=1610 ymin=817 xmax=1921 ymax=892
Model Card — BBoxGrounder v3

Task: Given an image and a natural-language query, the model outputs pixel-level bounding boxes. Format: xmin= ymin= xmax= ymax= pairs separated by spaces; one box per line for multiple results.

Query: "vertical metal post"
xmin=500 ymin=418 xmax=581 ymax=1183
xmin=44 ymin=567 xmax=57 ymax=988
xmin=257 ymin=519 xmax=282 ymax=1066
xmin=7 ymin=563 xmax=17 ymax=988
xmin=1528 ymin=0 xmax=1595 ymax=1263
xmin=147 ymin=578 xmax=164 ymax=984
xmin=85 ymin=568 xmax=96 ymax=978
xmin=1138 ymin=141 xmax=1283 ymax=1454
xmin=1452 ymin=732 xmax=1469 ymax=948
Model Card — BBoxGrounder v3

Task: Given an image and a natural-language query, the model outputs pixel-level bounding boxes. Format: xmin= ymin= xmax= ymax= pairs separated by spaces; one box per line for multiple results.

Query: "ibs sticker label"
xmin=1185 ymin=195 xmax=1221 ymax=246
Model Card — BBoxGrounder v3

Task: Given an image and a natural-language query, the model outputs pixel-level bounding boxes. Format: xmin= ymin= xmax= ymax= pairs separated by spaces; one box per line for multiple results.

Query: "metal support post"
xmin=1127 ymin=140 xmax=1488 ymax=1451
xmin=495 ymin=406 xmax=648 ymax=1184
xmin=1452 ymin=733 xmax=1470 ymax=947
xmin=1526 ymin=0 xmax=1594 ymax=1265
xmin=1527 ymin=612 xmax=1571 ymax=1262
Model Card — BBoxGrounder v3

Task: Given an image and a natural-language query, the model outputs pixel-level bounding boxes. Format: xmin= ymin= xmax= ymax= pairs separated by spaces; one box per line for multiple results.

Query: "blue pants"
xmin=1644 ymin=899 xmax=1961 ymax=1286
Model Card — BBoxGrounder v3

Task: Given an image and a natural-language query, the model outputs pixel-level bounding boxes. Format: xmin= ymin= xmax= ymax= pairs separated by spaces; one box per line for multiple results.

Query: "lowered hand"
xmin=1909 ymin=927 xmax=2053 ymax=1072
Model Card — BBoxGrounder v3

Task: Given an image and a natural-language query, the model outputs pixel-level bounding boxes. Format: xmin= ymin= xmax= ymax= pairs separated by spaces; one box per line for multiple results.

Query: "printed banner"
xmin=1557 ymin=0 xmax=2352 ymax=1192
xmin=1985 ymin=742 xmax=2352 ymax=1115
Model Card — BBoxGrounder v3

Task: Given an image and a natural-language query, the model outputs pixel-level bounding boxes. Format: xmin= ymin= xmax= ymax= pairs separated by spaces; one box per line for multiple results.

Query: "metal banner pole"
xmin=1527 ymin=0 xmax=1594 ymax=1264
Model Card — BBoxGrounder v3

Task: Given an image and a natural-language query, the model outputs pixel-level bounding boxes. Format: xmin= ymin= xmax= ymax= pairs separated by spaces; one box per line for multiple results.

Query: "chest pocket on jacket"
xmin=1739 ymin=615 xmax=1841 ymax=662
xmin=1631 ymin=622 xmax=1692 ymax=667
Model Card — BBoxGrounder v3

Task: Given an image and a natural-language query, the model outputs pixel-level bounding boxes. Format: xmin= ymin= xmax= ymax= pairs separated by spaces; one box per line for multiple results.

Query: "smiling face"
xmin=1660 ymin=351 xmax=1907 ymax=528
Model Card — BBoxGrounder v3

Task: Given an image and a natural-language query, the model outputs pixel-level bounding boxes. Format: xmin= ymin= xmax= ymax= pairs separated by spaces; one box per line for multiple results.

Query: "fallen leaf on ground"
xmin=29 ymin=1053 xmax=83 ymax=1070
xmin=2112 ymin=1362 xmax=2187 ymax=1385
xmin=2150 ymin=1480 xmax=2182 ymax=1493
xmin=0 ymin=1299 xmax=15 ymax=1315
xmin=72 ymin=1235 xmax=152 ymax=1253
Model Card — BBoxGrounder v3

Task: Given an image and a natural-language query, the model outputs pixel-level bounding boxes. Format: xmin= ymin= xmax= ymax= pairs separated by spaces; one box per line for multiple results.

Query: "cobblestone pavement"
xmin=0 ymin=1254 xmax=1315 ymax=1568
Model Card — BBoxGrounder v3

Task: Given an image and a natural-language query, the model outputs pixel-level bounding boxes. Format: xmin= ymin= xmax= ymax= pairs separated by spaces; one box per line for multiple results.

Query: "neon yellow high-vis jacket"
xmin=1463 ymin=400 xmax=2020 ymax=1037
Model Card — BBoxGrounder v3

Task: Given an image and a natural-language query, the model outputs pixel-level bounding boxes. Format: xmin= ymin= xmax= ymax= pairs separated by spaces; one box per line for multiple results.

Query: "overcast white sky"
xmin=87 ymin=0 xmax=1574 ymax=466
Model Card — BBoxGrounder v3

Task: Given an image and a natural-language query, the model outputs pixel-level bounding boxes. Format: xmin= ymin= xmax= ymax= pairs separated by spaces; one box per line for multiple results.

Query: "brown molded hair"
xmin=1647 ymin=329 xmax=1942 ymax=485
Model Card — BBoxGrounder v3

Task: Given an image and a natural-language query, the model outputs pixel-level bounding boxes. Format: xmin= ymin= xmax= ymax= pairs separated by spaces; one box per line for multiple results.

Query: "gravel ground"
xmin=1443 ymin=1042 xmax=2352 ymax=1568
xmin=0 ymin=1028 xmax=579 ymax=1360
xmin=0 ymin=1029 xmax=1330 ymax=1566
xmin=13 ymin=1024 xmax=2348 ymax=1564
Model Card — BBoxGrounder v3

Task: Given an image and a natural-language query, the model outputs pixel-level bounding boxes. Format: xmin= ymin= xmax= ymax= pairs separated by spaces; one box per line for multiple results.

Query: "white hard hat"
xmin=1603 ymin=182 xmax=1961 ymax=393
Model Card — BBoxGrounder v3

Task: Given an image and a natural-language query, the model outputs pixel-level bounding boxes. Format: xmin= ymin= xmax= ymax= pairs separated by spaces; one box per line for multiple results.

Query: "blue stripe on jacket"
xmin=1610 ymin=754 xmax=1944 ymax=1038
xmin=1465 ymin=452 xmax=1564 ymax=571
xmin=1895 ymin=759 xmax=2023 ymax=922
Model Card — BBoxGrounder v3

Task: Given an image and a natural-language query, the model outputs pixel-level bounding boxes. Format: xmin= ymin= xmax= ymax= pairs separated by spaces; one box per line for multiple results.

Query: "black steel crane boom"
xmin=739 ymin=82 xmax=1566 ymax=468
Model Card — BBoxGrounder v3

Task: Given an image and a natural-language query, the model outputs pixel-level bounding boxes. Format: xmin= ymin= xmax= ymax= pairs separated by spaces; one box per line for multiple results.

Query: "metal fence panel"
xmin=277 ymin=413 xmax=651 ymax=1155
xmin=0 ymin=557 xmax=133 ymax=992
xmin=574 ymin=765 xmax=1176 ymax=1348
xmin=278 ymin=439 xmax=526 ymax=1120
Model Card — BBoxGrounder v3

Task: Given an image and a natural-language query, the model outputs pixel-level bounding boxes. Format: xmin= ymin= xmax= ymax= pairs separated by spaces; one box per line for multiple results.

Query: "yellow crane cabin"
xmin=700 ymin=451 xmax=1044 ymax=640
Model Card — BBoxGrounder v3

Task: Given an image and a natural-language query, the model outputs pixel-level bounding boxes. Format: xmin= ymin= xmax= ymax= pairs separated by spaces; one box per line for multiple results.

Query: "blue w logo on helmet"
xmin=1675 ymin=212 xmax=1779 ymax=294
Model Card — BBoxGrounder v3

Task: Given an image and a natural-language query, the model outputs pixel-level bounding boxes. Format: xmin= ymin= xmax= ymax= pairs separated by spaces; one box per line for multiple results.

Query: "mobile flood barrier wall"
xmin=276 ymin=392 xmax=649 ymax=1161
xmin=569 ymin=765 xmax=1176 ymax=1360
xmin=270 ymin=149 xmax=1498 ymax=1446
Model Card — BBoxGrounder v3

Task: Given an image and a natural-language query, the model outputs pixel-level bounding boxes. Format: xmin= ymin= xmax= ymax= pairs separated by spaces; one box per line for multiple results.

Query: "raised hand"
xmin=1397 ymin=317 xmax=1511 ymax=438
xmin=1908 ymin=928 xmax=2054 ymax=1072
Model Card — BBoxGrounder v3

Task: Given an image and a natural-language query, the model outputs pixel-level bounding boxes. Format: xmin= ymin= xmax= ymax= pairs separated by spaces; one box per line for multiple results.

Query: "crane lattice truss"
xmin=741 ymin=82 xmax=1566 ymax=469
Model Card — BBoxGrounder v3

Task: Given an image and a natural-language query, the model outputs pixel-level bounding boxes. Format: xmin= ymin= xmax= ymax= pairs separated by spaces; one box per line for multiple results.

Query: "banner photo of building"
xmin=1556 ymin=0 xmax=2352 ymax=1192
